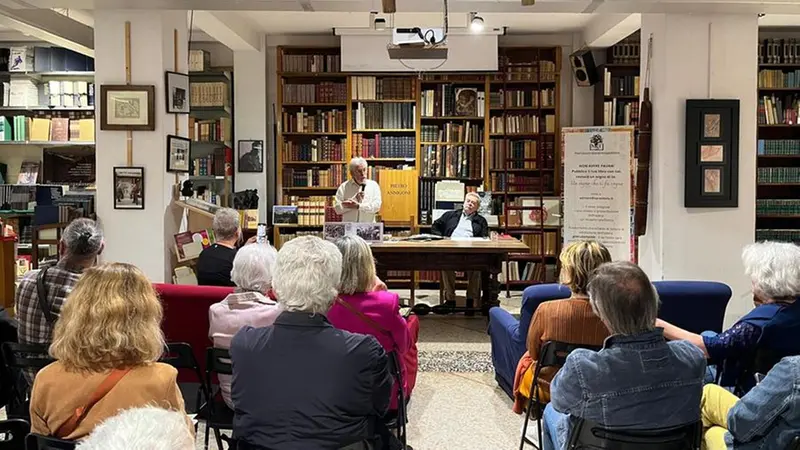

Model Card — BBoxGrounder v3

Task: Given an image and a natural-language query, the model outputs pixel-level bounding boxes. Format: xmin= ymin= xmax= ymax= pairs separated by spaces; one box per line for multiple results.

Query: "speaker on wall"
xmin=570 ymin=49 xmax=599 ymax=87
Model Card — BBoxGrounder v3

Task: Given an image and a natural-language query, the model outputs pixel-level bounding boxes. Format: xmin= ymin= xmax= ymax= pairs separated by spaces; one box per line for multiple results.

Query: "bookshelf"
xmin=756 ymin=37 xmax=800 ymax=244
xmin=594 ymin=34 xmax=641 ymax=128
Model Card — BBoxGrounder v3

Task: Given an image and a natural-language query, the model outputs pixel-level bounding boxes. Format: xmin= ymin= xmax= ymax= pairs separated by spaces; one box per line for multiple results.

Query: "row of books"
xmin=281 ymin=54 xmax=341 ymax=73
xmin=194 ymin=188 xmax=223 ymax=206
xmin=603 ymin=71 xmax=640 ymax=97
xmin=283 ymin=167 xmax=347 ymax=188
xmin=351 ymin=134 xmax=415 ymax=159
xmin=757 ymin=167 xmax=800 ymax=184
xmin=516 ymin=231 xmax=559 ymax=256
xmin=609 ymin=41 xmax=641 ymax=65
xmin=1 ymin=80 xmax=37 ymax=108
xmin=756 ymin=199 xmax=800 ymax=216
xmin=489 ymin=140 xmax=555 ymax=170
xmin=282 ymin=82 xmax=347 ymax=104
xmin=188 ymin=117 xmax=231 ymax=143
xmin=489 ymin=114 xmax=555 ymax=134
xmin=489 ymin=89 xmax=556 ymax=109
xmin=490 ymin=173 xmax=553 ymax=192
xmin=757 ymin=139 xmax=800 ymax=155
xmin=602 ymin=99 xmax=640 ymax=127
xmin=0 ymin=46 xmax=94 ymax=72
xmin=277 ymin=230 xmax=323 ymax=248
xmin=282 ymin=109 xmax=347 ymax=133
xmin=420 ymin=87 xmax=484 ymax=118
xmin=282 ymin=138 xmax=346 ymax=162
xmin=190 ymin=82 xmax=228 ymax=108
xmin=1 ymin=79 xmax=95 ymax=109
xmin=758 ymin=69 xmax=800 ymax=89
xmin=757 ymin=95 xmax=799 ymax=125
xmin=755 ymin=229 xmax=800 ymax=243
xmin=280 ymin=196 xmax=336 ymax=225
xmin=188 ymin=50 xmax=211 ymax=73
xmin=191 ymin=148 xmax=229 ymax=176
xmin=351 ymin=77 xmax=415 ymax=101
xmin=494 ymin=60 xmax=557 ymax=82
xmin=420 ymin=123 xmax=483 ymax=143
xmin=420 ymin=145 xmax=484 ymax=179
xmin=499 ymin=261 xmax=557 ymax=284
xmin=0 ymin=116 xmax=94 ymax=142
xmin=352 ymin=103 xmax=415 ymax=130
xmin=759 ymin=39 xmax=800 ymax=65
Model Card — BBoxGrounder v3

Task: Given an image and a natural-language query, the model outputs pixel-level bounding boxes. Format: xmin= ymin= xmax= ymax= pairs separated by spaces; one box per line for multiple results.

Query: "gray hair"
xmin=213 ymin=208 xmax=240 ymax=241
xmin=349 ymin=157 xmax=368 ymax=175
xmin=335 ymin=235 xmax=376 ymax=295
xmin=272 ymin=236 xmax=342 ymax=315
xmin=588 ymin=261 xmax=659 ymax=335
xmin=465 ymin=192 xmax=481 ymax=202
xmin=231 ymin=243 xmax=278 ymax=293
xmin=742 ymin=241 xmax=800 ymax=300
xmin=61 ymin=218 xmax=103 ymax=258
xmin=76 ymin=407 xmax=193 ymax=450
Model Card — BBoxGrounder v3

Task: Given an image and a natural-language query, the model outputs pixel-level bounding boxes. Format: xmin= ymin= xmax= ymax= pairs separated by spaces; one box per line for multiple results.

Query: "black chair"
xmin=566 ymin=418 xmax=701 ymax=450
xmin=2 ymin=343 xmax=54 ymax=420
xmin=520 ymin=341 xmax=602 ymax=450
xmin=789 ymin=436 xmax=800 ymax=450
xmin=159 ymin=342 xmax=209 ymax=415
xmin=384 ymin=351 xmax=408 ymax=448
xmin=199 ymin=347 xmax=235 ymax=450
xmin=24 ymin=434 xmax=74 ymax=450
xmin=0 ymin=419 xmax=29 ymax=450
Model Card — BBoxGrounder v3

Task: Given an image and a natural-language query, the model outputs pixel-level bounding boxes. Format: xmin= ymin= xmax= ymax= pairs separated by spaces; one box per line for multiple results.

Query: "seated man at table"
xmin=432 ymin=192 xmax=489 ymax=312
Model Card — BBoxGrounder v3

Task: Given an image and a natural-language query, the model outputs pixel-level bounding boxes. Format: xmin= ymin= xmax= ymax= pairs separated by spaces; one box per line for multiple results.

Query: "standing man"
xmin=334 ymin=157 xmax=382 ymax=223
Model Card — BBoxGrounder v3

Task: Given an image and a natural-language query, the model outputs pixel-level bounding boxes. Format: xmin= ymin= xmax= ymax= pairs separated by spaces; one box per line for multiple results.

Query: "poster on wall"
xmin=562 ymin=126 xmax=635 ymax=262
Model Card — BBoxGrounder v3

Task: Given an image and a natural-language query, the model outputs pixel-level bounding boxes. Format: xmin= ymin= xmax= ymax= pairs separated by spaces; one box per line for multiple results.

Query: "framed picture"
xmin=165 ymin=71 xmax=190 ymax=114
xmin=113 ymin=166 xmax=145 ymax=210
xmin=166 ymin=135 xmax=191 ymax=173
xmin=238 ymin=140 xmax=263 ymax=173
xmin=521 ymin=196 xmax=561 ymax=227
xmin=100 ymin=85 xmax=156 ymax=131
xmin=685 ymin=99 xmax=739 ymax=208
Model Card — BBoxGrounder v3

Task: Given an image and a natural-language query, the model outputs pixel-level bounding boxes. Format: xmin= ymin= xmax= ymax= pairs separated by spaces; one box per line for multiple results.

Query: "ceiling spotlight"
xmin=469 ymin=12 xmax=484 ymax=33
xmin=370 ymin=11 xmax=387 ymax=31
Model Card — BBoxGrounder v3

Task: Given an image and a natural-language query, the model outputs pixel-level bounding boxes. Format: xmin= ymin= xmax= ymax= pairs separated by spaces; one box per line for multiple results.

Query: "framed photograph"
xmin=165 ymin=71 xmax=190 ymax=114
xmin=353 ymin=222 xmax=384 ymax=243
xmin=100 ymin=85 xmax=156 ymax=131
xmin=272 ymin=205 xmax=299 ymax=224
xmin=113 ymin=166 xmax=145 ymax=210
xmin=238 ymin=140 xmax=264 ymax=173
xmin=323 ymin=223 xmax=349 ymax=241
xmin=685 ymin=99 xmax=739 ymax=208
xmin=166 ymin=135 xmax=191 ymax=173
xmin=521 ymin=197 xmax=561 ymax=227
xmin=455 ymin=88 xmax=478 ymax=117
xmin=703 ymin=168 xmax=722 ymax=194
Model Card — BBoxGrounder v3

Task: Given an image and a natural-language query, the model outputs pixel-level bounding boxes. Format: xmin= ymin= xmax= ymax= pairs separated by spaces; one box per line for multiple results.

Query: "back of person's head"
xmin=212 ymin=208 xmax=241 ymax=242
xmin=76 ymin=407 xmax=193 ymax=450
xmin=559 ymin=240 xmax=612 ymax=295
xmin=273 ymin=236 xmax=342 ymax=315
xmin=742 ymin=241 xmax=800 ymax=302
xmin=60 ymin=218 xmax=104 ymax=260
xmin=231 ymin=243 xmax=278 ymax=294
xmin=587 ymin=261 xmax=658 ymax=335
xmin=335 ymin=235 xmax=376 ymax=295
xmin=50 ymin=262 xmax=164 ymax=372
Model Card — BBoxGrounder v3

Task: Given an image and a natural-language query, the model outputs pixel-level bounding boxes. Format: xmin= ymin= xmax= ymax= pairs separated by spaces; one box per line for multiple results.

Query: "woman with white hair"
xmin=76 ymin=407 xmax=194 ymax=450
xmin=334 ymin=157 xmax=382 ymax=223
xmin=208 ymin=243 xmax=280 ymax=409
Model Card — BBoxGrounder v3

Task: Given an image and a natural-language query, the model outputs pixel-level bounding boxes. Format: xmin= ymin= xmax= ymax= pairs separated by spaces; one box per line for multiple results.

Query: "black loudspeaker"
xmin=570 ymin=49 xmax=599 ymax=87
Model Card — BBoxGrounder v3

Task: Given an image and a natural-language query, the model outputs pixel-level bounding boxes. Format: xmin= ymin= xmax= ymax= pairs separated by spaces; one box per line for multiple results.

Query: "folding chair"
xmin=383 ymin=351 xmax=408 ymax=448
xmin=566 ymin=418 xmax=701 ymax=450
xmin=198 ymin=347 xmax=235 ymax=450
xmin=1 ymin=343 xmax=54 ymax=420
xmin=0 ymin=419 xmax=28 ymax=450
xmin=159 ymin=342 xmax=209 ymax=415
xmin=520 ymin=341 xmax=602 ymax=450
xmin=24 ymin=434 xmax=75 ymax=450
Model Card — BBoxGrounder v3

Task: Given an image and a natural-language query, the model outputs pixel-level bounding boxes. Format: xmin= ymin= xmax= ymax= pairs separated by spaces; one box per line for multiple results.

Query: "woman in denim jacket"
xmin=542 ymin=261 xmax=707 ymax=450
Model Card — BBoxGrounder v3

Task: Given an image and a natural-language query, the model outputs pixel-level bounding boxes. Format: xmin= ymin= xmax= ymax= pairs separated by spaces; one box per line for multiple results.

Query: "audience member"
xmin=197 ymin=208 xmax=253 ymax=286
xmin=30 ymin=263 xmax=188 ymax=440
xmin=543 ymin=262 xmax=706 ymax=450
xmin=700 ymin=355 xmax=800 ymax=450
xmin=511 ymin=241 xmax=611 ymax=414
xmin=657 ymin=241 xmax=800 ymax=390
xmin=329 ymin=235 xmax=420 ymax=409
xmin=76 ymin=407 xmax=194 ymax=450
xmin=230 ymin=236 xmax=395 ymax=450
xmin=15 ymin=218 xmax=103 ymax=384
xmin=209 ymin=243 xmax=281 ymax=410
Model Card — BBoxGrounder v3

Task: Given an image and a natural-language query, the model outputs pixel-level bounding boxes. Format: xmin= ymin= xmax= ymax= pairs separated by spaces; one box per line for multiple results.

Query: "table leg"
xmin=481 ymin=269 xmax=500 ymax=315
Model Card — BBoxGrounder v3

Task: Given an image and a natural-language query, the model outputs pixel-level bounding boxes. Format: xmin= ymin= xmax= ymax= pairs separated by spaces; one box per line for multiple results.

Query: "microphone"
xmin=360 ymin=183 xmax=366 ymax=192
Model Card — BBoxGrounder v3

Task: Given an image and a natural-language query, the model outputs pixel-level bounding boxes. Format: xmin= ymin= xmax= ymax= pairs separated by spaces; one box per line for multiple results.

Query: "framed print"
xmin=521 ymin=196 xmax=561 ymax=227
xmin=685 ymin=99 xmax=739 ymax=208
xmin=703 ymin=168 xmax=722 ymax=194
xmin=113 ymin=166 xmax=145 ymax=210
xmin=165 ymin=71 xmax=190 ymax=114
xmin=238 ymin=140 xmax=263 ymax=173
xmin=100 ymin=85 xmax=156 ymax=131
xmin=703 ymin=113 xmax=721 ymax=138
xmin=166 ymin=135 xmax=191 ymax=173
xmin=700 ymin=144 xmax=724 ymax=162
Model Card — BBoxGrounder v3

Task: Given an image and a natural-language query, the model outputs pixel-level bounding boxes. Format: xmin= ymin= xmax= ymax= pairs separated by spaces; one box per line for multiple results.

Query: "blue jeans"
xmin=542 ymin=403 xmax=565 ymax=450
xmin=701 ymin=331 xmax=719 ymax=384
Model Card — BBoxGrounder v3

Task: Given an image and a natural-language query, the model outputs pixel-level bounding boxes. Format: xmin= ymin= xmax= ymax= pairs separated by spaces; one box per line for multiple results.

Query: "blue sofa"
xmin=488 ymin=280 xmax=733 ymax=398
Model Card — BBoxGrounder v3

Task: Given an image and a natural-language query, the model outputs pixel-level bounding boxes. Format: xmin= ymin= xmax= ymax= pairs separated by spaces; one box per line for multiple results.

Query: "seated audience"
xmin=197 ymin=208 xmax=249 ymax=287
xmin=511 ymin=240 xmax=611 ymax=414
xmin=209 ymin=243 xmax=281 ymax=410
xmin=543 ymin=262 xmax=706 ymax=450
xmin=329 ymin=235 xmax=420 ymax=408
xmin=230 ymin=236 xmax=396 ymax=450
xmin=76 ymin=407 xmax=194 ymax=450
xmin=657 ymin=241 xmax=800 ymax=390
xmin=30 ymin=263 xmax=189 ymax=440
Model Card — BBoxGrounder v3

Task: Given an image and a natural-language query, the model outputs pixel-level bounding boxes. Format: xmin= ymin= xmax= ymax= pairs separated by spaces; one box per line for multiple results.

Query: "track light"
xmin=469 ymin=12 xmax=484 ymax=33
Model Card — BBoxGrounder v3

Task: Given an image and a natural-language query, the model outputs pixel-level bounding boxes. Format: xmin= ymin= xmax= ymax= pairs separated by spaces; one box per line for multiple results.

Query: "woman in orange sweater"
xmin=30 ymin=263 xmax=190 ymax=441
xmin=512 ymin=241 xmax=612 ymax=414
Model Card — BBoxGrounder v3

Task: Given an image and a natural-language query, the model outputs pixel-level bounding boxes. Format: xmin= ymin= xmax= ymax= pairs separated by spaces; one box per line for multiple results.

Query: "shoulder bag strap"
xmin=55 ymin=368 xmax=132 ymax=438
xmin=36 ymin=267 xmax=56 ymax=324
xmin=335 ymin=297 xmax=395 ymax=347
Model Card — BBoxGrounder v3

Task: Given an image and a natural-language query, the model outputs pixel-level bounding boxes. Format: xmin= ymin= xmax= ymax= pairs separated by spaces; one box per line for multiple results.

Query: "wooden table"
xmin=370 ymin=238 xmax=529 ymax=313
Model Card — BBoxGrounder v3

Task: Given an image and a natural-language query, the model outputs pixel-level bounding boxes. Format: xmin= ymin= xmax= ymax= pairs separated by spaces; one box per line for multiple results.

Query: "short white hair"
xmin=742 ymin=241 xmax=800 ymax=300
xmin=231 ymin=243 xmax=278 ymax=293
xmin=213 ymin=208 xmax=240 ymax=241
xmin=76 ymin=407 xmax=193 ymax=450
xmin=465 ymin=192 xmax=481 ymax=202
xmin=273 ymin=236 xmax=342 ymax=315
xmin=349 ymin=157 xmax=368 ymax=174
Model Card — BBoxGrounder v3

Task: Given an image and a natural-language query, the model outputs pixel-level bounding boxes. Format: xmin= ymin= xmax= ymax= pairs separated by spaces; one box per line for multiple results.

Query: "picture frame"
xmin=685 ymin=99 xmax=740 ymax=208
xmin=166 ymin=135 xmax=191 ymax=173
xmin=238 ymin=140 xmax=264 ymax=173
xmin=165 ymin=71 xmax=190 ymax=114
xmin=100 ymin=85 xmax=156 ymax=131
xmin=113 ymin=166 xmax=145 ymax=210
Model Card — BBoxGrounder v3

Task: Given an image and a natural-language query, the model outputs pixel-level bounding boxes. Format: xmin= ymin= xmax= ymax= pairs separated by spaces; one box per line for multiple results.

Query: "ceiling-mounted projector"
xmin=392 ymin=27 xmax=445 ymax=46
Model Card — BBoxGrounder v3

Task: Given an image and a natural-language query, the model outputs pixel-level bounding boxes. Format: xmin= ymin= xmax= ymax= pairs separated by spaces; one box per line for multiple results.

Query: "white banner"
xmin=562 ymin=126 xmax=635 ymax=262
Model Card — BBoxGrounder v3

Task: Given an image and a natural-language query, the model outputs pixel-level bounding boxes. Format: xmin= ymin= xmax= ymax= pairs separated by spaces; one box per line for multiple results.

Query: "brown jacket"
xmin=30 ymin=361 xmax=188 ymax=440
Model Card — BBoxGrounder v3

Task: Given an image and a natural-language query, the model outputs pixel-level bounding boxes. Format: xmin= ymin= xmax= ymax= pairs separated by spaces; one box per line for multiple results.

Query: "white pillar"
xmin=638 ymin=14 xmax=758 ymax=325
xmin=94 ymin=10 xmax=188 ymax=281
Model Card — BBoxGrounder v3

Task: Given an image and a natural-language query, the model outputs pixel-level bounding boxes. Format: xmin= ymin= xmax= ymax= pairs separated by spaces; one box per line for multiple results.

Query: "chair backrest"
xmin=206 ymin=347 xmax=232 ymax=377
xmin=2 ymin=343 xmax=53 ymax=370
xmin=0 ymin=419 xmax=28 ymax=450
xmin=654 ymin=281 xmax=731 ymax=334
xmin=537 ymin=341 xmax=602 ymax=373
xmin=567 ymin=418 xmax=701 ymax=450
xmin=24 ymin=434 xmax=75 ymax=450
xmin=160 ymin=342 xmax=204 ymax=379
xmin=520 ymin=284 xmax=571 ymax=344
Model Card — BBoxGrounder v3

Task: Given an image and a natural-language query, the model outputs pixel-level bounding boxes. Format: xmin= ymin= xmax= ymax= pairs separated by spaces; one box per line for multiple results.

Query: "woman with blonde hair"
xmin=511 ymin=240 xmax=612 ymax=414
xmin=29 ymin=263 xmax=189 ymax=440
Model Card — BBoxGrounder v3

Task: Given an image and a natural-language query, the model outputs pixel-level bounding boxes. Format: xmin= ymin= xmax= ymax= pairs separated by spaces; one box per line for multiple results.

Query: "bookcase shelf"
xmin=283 ymin=160 xmax=346 ymax=165
xmin=420 ymin=142 xmax=484 ymax=146
xmin=353 ymin=99 xmax=417 ymax=103
xmin=283 ymin=103 xmax=347 ymax=107
xmin=352 ymin=129 xmax=415 ymax=133
xmin=283 ymin=131 xmax=347 ymax=136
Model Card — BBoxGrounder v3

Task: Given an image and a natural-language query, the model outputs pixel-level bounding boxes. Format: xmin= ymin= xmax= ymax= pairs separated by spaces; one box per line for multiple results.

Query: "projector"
xmin=392 ymin=27 xmax=446 ymax=46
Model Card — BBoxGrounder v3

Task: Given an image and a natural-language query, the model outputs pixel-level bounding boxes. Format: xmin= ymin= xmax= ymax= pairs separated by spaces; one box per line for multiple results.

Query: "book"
xmin=173 ymin=229 xmax=214 ymax=261
xmin=17 ymin=161 xmax=39 ymax=185
xmin=173 ymin=266 xmax=198 ymax=285
xmin=240 ymin=209 xmax=259 ymax=229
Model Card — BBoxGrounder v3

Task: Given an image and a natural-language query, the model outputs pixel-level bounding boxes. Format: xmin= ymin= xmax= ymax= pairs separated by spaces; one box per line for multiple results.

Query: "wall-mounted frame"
xmin=238 ymin=140 xmax=263 ymax=173
xmin=685 ymin=99 xmax=740 ymax=208
xmin=166 ymin=135 xmax=191 ymax=173
xmin=113 ymin=166 xmax=145 ymax=210
xmin=100 ymin=85 xmax=156 ymax=131
xmin=165 ymin=71 xmax=190 ymax=114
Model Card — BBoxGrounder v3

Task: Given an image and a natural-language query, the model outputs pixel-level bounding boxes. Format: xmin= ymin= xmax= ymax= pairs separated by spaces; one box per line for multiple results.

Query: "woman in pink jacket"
xmin=328 ymin=235 xmax=420 ymax=410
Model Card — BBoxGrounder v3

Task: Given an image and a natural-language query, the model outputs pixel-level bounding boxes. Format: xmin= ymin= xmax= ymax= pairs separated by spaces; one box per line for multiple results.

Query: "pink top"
xmin=208 ymin=291 xmax=281 ymax=409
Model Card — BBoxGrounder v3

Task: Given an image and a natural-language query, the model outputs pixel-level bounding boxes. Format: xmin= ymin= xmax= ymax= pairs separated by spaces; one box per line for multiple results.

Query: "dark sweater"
xmin=431 ymin=210 xmax=489 ymax=238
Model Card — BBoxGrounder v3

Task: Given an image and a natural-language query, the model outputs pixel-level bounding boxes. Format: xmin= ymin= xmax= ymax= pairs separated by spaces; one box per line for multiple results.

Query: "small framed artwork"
xmin=100 ymin=85 xmax=156 ymax=131
xmin=238 ymin=140 xmax=263 ymax=173
xmin=166 ymin=135 xmax=191 ymax=173
xmin=165 ymin=71 xmax=190 ymax=114
xmin=113 ymin=166 xmax=145 ymax=210
xmin=685 ymin=99 xmax=739 ymax=208
xmin=703 ymin=168 xmax=722 ymax=194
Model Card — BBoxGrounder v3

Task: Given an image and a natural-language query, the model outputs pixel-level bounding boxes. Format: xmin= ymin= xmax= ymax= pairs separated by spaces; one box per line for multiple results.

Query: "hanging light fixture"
xmin=469 ymin=12 xmax=484 ymax=33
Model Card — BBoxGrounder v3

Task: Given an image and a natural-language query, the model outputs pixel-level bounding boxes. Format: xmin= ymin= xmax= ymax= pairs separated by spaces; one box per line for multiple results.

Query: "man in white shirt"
xmin=334 ymin=157 xmax=382 ymax=222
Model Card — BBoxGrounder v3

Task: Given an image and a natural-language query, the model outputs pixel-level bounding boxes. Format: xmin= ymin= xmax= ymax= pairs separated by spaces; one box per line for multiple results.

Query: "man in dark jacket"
xmin=432 ymin=192 xmax=489 ymax=310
